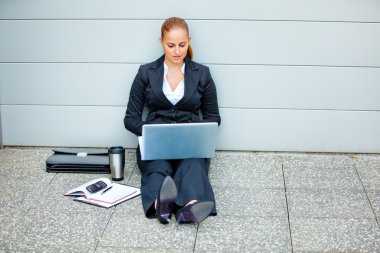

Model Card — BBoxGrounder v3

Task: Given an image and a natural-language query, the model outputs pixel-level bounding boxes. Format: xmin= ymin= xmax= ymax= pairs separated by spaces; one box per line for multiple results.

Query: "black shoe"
xmin=156 ymin=176 xmax=177 ymax=224
xmin=175 ymin=201 xmax=214 ymax=224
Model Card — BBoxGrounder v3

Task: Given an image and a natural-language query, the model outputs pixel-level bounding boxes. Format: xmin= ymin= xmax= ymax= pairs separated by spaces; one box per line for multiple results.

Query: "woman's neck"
xmin=164 ymin=59 xmax=184 ymax=70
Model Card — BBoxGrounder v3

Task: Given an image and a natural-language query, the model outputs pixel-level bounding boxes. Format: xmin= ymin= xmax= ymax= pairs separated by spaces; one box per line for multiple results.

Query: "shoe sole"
xmin=177 ymin=201 xmax=214 ymax=223
xmin=158 ymin=176 xmax=178 ymax=223
xmin=159 ymin=176 xmax=177 ymax=204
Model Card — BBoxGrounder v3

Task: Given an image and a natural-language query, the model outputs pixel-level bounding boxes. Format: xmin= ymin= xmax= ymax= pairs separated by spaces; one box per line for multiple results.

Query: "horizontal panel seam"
xmin=0 ymin=62 xmax=379 ymax=69
xmin=0 ymin=18 xmax=380 ymax=24
xmin=1 ymin=104 xmax=380 ymax=113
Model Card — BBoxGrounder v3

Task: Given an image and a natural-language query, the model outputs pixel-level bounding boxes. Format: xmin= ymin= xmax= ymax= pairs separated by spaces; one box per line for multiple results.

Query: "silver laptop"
xmin=138 ymin=122 xmax=218 ymax=160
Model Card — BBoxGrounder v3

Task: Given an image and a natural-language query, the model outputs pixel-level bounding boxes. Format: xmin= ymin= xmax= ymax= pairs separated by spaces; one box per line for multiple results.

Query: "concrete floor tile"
xmin=0 ymin=147 xmax=51 ymax=166
xmin=355 ymin=155 xmax=380 ymax=168
xmin=0 ymin=148 xmax=55 ymax=182
xmin=210 ymin=153 xmax=283 ymax=189
xmin=0 ymin=244 xmax=96 ymax=253
xmin=355 ymin=155 xmax=380 ymax=190
xmin=0 ymin=208 xmax=28 ymax=240
xmin=31 ymin=184 xmax=116 ymax=212
xmin=214 ymin=187 xmax=287 ymax=217
xmin=288 ymin=188 xmax=374 ymax=218
xmin=284 ymin=166 xmax=362 ymax=189
xmin=195 ymin=215 xmax=291 ymax=252
xmin=50 ymin=166 xmax=134 ymax=193
xmin=124 ymin=149 xmax=138 ymax=178
xmin=1 ymin=148 xmax=380 ymax=252
xmin=125 ymin=148 xmax=137 ymax=160
xmin=0 ymin=148 xmax=50 ymax=171
xmin=0 ymin=179 xmax=49 ymax=208
xmin=214 ymin=151 xmax=282 ymax=160
xmin=99 ymin=211 xmax=197 ymax=250
xmin=4 ymin=208 xmax=111 ymax=250
xmin=0 ymin=164 xmax=55 ymax=183
xmin=212 ymin=151 xmax=283 ymax=168
xmin=282 ymin=153 xmax=353 ymax=169
xmin=95 ymin=246 xmax=192 ymax=253
xmin=366 ymin=190 xmax=380 ymax=219
xmin=291 ymin=217 xmax=380 ymax=252
xmin=113 ymin=194 xmax=143 ymax=216
xmin=357 ymin=167 xmax=380 ymax=190
xmin=127 ymin=167 xmax=142 ymax=188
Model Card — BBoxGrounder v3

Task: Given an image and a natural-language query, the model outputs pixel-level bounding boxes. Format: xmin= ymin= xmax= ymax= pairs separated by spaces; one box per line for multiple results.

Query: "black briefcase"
xmin=46 ymin=148 xmax=110 ymax=173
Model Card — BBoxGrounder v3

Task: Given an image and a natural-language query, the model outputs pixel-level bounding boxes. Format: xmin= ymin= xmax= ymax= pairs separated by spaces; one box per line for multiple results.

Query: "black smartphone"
xmin=86 ymin=180 xmax=107 ymax=193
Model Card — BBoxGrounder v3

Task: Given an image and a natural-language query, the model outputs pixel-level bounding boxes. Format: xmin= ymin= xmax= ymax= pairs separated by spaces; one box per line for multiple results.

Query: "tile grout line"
xmin=281 ymin=162 xmax=294 ymax=253
xmin=26 ymin=172 xmax=57 ymax=214
xmin=351 ymin=156 xmax=380 ymax=228
xmin=93 ymin=157 xmax=135 ymax=252
xmin=192 ymin=224 xmax=200 ymax=253
xmin=94 ymin=208 xmax=116 ymax=252
xmin=125 ymin=162 xmax=137 ymax=184
xmin=93 ymin=157 xmax=134 ymax=252
xmin=48 ymin=172 xmax=58 ymax=185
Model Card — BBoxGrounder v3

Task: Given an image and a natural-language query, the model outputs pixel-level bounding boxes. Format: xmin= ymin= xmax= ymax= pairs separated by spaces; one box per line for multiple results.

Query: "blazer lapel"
xmin=147 ymin=56 xmax=173 ymax=106
xmin=177 ymin=57 xmax=200 ymax=106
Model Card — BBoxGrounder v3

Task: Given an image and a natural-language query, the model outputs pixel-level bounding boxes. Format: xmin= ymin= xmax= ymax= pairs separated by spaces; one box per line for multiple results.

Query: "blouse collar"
xmin=164 ymin=61 xmax=185 ymax=73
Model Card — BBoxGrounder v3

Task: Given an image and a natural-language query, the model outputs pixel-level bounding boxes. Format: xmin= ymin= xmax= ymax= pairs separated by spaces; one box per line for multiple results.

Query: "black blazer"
xmin=124 ymin=55 xmax=221 ymax=136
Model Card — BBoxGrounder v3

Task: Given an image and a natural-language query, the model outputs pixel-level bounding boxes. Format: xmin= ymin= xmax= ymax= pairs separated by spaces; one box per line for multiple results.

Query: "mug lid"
xmin=108 ymin=146 xmax=125 ymax=154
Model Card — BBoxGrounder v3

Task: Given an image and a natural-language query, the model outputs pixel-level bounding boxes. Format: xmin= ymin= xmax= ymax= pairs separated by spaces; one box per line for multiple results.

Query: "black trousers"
xmin=136 ymin=148 xmax=217 ymax=218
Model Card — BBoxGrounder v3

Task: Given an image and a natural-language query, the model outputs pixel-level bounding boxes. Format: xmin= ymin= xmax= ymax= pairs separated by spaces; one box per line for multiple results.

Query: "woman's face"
xmin=160 ymin=28 xmax=190 ymax=66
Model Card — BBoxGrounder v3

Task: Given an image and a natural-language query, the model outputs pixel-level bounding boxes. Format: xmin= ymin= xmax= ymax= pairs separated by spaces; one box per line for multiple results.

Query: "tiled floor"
xmin=0 ymin=147 xmax=380 ymax=252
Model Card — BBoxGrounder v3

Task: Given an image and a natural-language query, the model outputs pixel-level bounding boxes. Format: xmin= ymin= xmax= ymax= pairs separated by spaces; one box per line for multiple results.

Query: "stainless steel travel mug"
xmin=108 ymin=146 xmax=125 ymax=181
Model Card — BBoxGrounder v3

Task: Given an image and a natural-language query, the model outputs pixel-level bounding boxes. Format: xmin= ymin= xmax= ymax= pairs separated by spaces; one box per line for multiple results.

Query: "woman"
xmin=124 ymin=17 xmax=221 ymax=224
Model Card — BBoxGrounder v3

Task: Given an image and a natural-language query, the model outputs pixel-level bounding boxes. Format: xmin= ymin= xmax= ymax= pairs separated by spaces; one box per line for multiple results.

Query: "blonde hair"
xmin=161 ymin=17 xmax=193 ymax=60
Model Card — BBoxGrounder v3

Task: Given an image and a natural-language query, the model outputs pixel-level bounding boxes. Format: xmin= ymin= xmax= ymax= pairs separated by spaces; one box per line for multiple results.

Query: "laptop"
xmin=138 ymin=122 xmax=218 ymax=160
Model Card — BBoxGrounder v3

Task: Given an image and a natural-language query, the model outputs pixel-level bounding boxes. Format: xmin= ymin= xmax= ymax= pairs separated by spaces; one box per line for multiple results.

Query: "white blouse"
xmin=163 ymin=62 xmax=185 ymax=105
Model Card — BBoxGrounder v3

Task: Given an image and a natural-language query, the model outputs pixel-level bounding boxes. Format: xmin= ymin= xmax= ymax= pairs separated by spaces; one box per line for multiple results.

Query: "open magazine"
xmin=64 ymin=178 xmax=140 ymax=208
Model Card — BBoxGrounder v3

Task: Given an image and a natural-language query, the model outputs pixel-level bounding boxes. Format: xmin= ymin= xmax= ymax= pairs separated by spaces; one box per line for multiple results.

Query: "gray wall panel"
xmin=0 ymin=63 xmax=139 ymax=106
xmin=0 ymin=106 xmax=2 ymax=148
xmin=212 ymin=65 xmax=380 ymax=111
xmin=1 ymin=63 xmax=380 ymax=111
xmin=1 ymin=1 xmax=379 ymax=152
xmin=0 ymin=80 xmax=2 ymax=147
xmin=1 ymin=0 xmax=380 ymax=22
xmin=217 ymin=108 xmax=380 ymax=153
xmin=1 ymin=105 xmax=136 ymax=147
xmin=2 ymin=105 xmax=380 ymax=153
xmin=1 ymin=20 xmax=379 ymax=67
xmin=0 ymin=20 xmax=161 ymax=63
xmin=192 ymin=21 xmax=380 ymax=67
